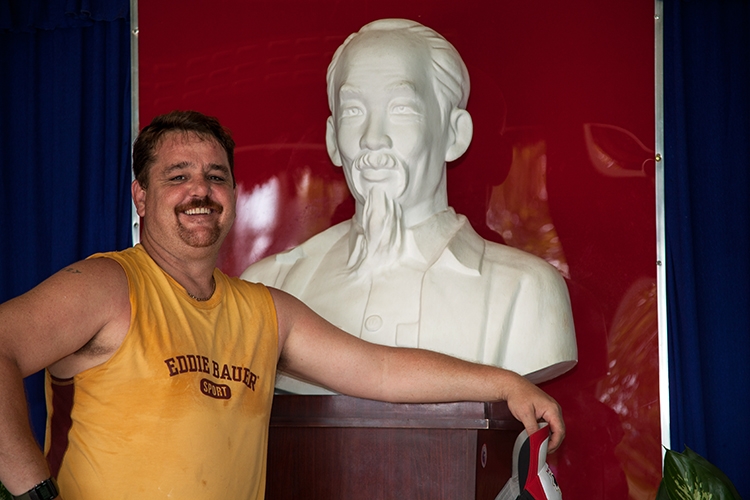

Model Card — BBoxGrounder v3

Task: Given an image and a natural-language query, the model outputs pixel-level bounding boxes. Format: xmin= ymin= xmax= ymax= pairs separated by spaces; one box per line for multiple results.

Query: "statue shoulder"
xmin=450 ymin=219 xmax=565 ymax=285
xmin=241 ymin=221 xmax=351 ymax=285
xmin=480 ymin=241 xmax=577 ymax=380
xmin=479 ymin=239 xmax=569 ymax=294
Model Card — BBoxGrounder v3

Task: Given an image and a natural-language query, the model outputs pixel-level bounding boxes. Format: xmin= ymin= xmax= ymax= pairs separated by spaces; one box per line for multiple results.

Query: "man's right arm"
xmin=270 ymin=288 xmax=566 ymax=452
xmin=0 ymin=258 xmax=129 ymax=495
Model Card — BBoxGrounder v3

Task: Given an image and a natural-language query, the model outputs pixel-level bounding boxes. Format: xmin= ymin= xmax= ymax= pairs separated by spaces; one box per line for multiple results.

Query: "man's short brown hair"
xmin=132 ymin=110 xmax=236 ymax=188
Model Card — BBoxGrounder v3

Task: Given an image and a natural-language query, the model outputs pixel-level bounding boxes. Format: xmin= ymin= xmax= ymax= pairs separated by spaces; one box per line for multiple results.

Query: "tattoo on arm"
xmin=63 ymin=267 xmax=82 ymax=274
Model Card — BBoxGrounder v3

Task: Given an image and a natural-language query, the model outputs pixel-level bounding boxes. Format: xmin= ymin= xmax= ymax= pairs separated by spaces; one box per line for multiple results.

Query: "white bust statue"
xmin=242 ymin=19 xmax=577 ymax=393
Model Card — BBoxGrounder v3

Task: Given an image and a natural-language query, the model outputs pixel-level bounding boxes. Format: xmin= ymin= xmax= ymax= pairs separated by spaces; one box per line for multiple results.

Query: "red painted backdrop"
xmin=139 ymin=1 xmax=660 ymax=497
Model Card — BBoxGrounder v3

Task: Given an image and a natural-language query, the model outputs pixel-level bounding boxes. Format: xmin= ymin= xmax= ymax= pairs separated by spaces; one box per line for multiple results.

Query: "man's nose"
xmin=359 ymin=113 xmax=392 ymax=151
xmin=188 ymin=176 xmax=211 ymax=197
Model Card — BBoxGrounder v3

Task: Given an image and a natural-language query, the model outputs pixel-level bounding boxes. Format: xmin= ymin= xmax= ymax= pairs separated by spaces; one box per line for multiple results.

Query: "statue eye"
xmin=341 ymin=106 xmax=363 ymax=118
xmin=391 ymin=104 xmax=417 ymax=115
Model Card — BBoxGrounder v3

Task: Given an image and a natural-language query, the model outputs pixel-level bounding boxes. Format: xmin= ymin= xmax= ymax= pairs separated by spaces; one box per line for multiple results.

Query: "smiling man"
xmin=243 ymin=19 xmax=578 ymax=394
xmin=0 ymin=110 xmax=564 ymax=500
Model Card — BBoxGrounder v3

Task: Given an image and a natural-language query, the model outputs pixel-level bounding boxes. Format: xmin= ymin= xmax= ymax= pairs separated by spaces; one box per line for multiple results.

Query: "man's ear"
xmin=445 ymin=108 xmax=473 ymax=162
xmin=131 ymin=179 xmax=147 ymax=217
xmin=326 ymin=116 xmax=343 ymax=167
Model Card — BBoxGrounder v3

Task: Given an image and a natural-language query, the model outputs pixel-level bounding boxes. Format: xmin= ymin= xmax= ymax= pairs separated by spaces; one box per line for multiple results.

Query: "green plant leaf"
xmin=663 ymin=448 xmax=742 ymax=500
xmin=656 ymin=479 xmax=672 ymax=500
xmin=0 ymin=481 xmax=11 ymax=500
xmin=682 ymin=447 xmax=743 ymax=500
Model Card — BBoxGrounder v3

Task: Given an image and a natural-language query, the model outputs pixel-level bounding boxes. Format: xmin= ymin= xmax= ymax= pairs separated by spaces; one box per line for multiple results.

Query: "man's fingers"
xmin=522 ymin=417 xmax=541 ymax=440
xmin=547 ymin=428 xmax=563 ymax=453
xmin=522 ymin=413 xmax=564 ymax=453
xmin=542 ymin=409 xmax=565 ymax=453
xmin=515 ymin=403 xmax=565 ymax=453
xmin=504 ymin=373 xmax=565 ymax=453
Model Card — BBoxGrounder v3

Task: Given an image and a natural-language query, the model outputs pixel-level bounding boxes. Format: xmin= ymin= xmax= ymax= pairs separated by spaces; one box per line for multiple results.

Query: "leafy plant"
xmin=0 ymin=481 xmax=10 ymax=500
xmin=656 ymin=447 xmax=742 ymax=499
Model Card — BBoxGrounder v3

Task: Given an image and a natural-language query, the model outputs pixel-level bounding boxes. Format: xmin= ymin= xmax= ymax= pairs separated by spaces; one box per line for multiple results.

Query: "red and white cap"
xmin=495 ymin=423 xmax=562 ymax=500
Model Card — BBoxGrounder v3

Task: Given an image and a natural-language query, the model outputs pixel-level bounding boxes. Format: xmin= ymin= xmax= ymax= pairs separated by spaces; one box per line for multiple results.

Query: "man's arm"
xmin=0 ymin=258 xmax=130 ymax=495
xmin=270 ymin=288 xmax=565 ymax=451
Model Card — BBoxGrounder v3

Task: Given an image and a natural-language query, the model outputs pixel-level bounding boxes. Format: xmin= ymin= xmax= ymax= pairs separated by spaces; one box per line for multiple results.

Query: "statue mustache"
xmin=353 ymin=151 xmax=402 ymax=170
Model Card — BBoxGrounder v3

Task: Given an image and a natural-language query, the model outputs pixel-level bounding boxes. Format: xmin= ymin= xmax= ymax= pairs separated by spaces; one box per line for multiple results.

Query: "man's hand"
xmin=503 ymin=373 xmax=565 ymax=452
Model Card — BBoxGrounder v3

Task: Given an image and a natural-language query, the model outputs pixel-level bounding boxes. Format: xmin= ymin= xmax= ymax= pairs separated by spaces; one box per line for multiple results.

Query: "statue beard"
xmin=347 ymin=152 xmax=408 ymax=274
xmin=350 ymin=151 xmax=408 ymax=204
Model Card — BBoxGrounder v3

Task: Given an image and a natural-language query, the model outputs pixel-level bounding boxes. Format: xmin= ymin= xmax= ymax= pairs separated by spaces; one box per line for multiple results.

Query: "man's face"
xmin=329 ymin=33 xmax=451 ymax=212
xmin=132 ymin=131 xmax=236 ymax=252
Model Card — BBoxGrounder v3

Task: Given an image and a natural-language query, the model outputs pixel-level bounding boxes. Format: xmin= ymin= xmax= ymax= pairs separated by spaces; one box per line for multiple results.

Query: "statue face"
xmin=328 ymin=33 xmax=451 ymax=212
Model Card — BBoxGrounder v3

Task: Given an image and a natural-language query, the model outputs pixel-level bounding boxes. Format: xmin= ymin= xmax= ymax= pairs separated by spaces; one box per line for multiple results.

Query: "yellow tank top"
xmin=44 ymin=245 xmax=278 ymax=499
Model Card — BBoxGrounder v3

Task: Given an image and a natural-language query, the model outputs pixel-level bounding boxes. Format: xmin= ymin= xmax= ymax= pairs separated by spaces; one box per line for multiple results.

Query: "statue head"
xmin=325 ymin=19 xmax=474 ymax=226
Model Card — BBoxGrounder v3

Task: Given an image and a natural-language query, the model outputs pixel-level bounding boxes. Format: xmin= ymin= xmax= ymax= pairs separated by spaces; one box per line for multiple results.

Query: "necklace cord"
xmin=187 ymin=277 xmax=216 ymax=301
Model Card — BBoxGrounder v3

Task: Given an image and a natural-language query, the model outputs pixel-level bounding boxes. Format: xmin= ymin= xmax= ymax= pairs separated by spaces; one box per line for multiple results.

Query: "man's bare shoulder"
xmin=1 ymin=255 xmax=131 ymax=378
xmin=43 ymin=256 xmax=130 ymax=308
xmin=57 ymin=254 xmax=128 ymax=281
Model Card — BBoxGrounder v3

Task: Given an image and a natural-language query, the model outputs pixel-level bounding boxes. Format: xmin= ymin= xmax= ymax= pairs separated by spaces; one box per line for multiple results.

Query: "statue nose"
xmin=359 ymin=114 xmax=393 ymax=151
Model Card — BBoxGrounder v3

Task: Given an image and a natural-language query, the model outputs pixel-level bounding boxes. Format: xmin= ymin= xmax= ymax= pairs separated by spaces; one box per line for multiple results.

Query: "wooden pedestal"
xmin=266 ymin=395 xmax=523 ymax=499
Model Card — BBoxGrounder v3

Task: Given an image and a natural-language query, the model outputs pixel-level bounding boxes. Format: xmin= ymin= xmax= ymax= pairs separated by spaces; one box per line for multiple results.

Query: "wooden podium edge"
xmin=269 ymin=394 xmax=523 ymax=431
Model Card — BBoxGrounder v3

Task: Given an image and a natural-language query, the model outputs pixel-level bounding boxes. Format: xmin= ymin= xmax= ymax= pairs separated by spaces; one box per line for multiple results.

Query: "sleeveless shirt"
xmin=44 ymin=244 xmax=278 ymax=499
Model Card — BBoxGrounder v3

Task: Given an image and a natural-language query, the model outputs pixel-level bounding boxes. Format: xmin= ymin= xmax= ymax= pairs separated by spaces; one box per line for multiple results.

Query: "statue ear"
xmin=445 ymin=108 xmax=473 ymax=162
xmin=326 ymin=116 xmax=342 ymax=167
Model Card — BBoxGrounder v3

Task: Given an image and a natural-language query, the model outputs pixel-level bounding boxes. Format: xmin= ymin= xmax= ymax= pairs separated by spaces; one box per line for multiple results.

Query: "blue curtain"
xmin=0 ymin=0 xmax=132 ymax=444
xmin=665 ymin=0 xmax=750 ymax=495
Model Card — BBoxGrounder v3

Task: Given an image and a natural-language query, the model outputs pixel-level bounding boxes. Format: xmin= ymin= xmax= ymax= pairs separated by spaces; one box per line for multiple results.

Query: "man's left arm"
xmin=269 ymin=288 xmax=565 ymax=451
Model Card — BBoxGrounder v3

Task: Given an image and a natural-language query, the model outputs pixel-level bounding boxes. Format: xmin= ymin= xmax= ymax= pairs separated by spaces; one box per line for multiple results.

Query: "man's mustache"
xmin=175 ymin=196 xmax=224 ymax=214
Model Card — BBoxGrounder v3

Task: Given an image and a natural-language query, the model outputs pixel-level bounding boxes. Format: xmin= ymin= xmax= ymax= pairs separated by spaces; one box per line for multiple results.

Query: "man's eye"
xmin=170 ymin=175 xmax=187 ymax=181
xmin=208 ymin=175 xmax=227 ymax=182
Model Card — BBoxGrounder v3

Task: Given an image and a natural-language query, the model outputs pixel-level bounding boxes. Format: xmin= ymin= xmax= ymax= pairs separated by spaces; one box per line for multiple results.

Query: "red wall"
xmin=139 ymin=1 xmax=659 ymax=497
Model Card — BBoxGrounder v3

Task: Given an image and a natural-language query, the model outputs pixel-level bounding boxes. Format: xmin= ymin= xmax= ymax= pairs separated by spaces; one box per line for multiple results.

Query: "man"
xmin=0 ymin=110 xmax=563 ymax=499
xmin=243 ymin=19 xmax=577 ymax=394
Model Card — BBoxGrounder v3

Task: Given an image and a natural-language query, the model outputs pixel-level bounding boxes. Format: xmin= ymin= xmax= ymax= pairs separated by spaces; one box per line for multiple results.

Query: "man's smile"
xmin=183 ymin=207 xmax=213 ymax=215
xmin=176 ymin=196 xmax=224 ymax=217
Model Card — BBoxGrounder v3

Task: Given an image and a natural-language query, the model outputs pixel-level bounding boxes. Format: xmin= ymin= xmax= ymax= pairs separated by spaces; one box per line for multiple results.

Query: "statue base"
xmin=267 ymin=395 xmax=523 ymax=499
